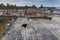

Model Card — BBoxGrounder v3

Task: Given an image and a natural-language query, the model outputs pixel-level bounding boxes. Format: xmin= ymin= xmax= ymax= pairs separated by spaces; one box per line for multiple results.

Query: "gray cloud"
xmin=0 ymin=0 xmax=60 ymax=7
xmin=0 ymin=0 xmax=57 ymax=2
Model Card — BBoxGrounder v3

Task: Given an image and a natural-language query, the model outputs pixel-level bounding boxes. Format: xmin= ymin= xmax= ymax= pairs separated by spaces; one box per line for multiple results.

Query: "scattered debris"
xmin=21 ymin=24 xmax=27 ymax=28
xmin=2 ymin=32 xmax=7 ymax=36
xmin=41 ymin=16 xmax=52 ymax=20
xmin=27 ymin=15 xmax=52 ymax=20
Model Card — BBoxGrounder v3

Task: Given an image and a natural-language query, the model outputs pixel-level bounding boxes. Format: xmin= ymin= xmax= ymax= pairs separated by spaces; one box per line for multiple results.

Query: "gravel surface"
xmin=2 ymin=16 xmax=60 ymax=40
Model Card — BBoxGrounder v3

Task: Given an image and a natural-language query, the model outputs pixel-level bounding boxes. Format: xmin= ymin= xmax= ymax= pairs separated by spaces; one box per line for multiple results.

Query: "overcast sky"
xmin=0 ymin=0 xmax=60 ymax=7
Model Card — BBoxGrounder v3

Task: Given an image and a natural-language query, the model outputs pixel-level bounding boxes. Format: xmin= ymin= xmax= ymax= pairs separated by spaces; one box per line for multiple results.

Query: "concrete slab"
xmin=2 ymin=15 xmax=60 ymax=40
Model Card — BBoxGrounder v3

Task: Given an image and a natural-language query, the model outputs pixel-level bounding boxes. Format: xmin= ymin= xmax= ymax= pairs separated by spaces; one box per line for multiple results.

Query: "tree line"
xmin=0 ymin=3 xmax=56 ymax=11
xmin=0 ymin=3 xmax=37 ymax=9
